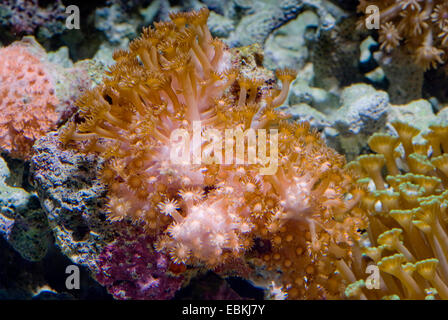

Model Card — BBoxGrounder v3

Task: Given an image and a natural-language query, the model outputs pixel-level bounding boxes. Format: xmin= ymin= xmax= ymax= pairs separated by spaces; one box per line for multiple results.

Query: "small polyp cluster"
xmin=358 ymin=0 xmax=448 ymax=70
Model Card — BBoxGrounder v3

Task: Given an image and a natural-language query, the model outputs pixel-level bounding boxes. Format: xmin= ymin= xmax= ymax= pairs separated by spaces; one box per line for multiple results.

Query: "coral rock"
xmin=0 ymin=0 xmax=66 ymax=36
xmin=0 ymin=156 xmax=50 ymax=261
xmin=31 ymin=132 xmax=110 ymax=271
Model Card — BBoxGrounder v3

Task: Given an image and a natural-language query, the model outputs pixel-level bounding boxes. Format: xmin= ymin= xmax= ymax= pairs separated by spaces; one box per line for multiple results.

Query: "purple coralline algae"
xmin=95 ymin=223 xmax=184 ymax=300
xmin=31 ymin=132 xmax=185 ymax=299
xmin=0 ymin=0 xmax=66 ymax=36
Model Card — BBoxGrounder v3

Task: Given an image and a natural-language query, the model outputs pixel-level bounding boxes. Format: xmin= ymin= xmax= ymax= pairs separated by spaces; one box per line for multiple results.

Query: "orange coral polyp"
xmin=60 ymin=8 xmax=367 ymax=299
xmin=359 ymin=0 xmax=448 ymax=69
xmin=272 ymin=68 xmax=298 ymax=107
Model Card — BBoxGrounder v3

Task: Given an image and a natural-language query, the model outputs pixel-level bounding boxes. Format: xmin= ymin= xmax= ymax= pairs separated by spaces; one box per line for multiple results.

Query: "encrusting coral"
xmin=357 ymin=0 xmax=448 ymax=70
xmin=344 ymin=122 xmax=448 ymax=299
xmin=0 ymin=0 xmax=66 ymax=36
xmin=60 ymin=8 xmax=366 ymax=299
xmin=95 ymin=222 xmax=184 ymax=300
xmin=0 ymin=42 xmax=59 ymax=159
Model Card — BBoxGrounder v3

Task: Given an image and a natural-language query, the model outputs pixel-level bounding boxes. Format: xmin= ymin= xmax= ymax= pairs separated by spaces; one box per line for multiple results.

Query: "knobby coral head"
xmin=0 ymin=43 xmax=59 ymax=159
xmin=60 ymin=8 xmax=365 ymax=299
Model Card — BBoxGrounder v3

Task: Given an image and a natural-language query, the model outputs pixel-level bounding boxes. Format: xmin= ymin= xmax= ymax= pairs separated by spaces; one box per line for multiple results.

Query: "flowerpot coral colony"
xmin=26 ymin=6 xmax=447 ymax=299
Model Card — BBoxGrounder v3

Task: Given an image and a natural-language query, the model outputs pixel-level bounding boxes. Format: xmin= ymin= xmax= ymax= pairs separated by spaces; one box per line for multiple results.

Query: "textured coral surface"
xmin=0 ymin=42 xmax=58 ymax=159
xmin=0 ymin=0 xmax=65 ymax=35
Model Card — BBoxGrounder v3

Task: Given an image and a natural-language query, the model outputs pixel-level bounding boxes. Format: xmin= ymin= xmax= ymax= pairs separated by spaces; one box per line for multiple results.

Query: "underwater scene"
xmin=1 ymin=0 xmax=448 ymax=302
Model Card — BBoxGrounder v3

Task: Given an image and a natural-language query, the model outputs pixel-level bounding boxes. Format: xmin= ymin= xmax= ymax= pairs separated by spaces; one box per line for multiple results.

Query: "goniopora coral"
xmin=344 ymin=122 xmax=448 ymax=299
xmin=358 ymin=0 xmax=448 ymax=70
xmin=60 ymin=8 xmax=367 ymax=299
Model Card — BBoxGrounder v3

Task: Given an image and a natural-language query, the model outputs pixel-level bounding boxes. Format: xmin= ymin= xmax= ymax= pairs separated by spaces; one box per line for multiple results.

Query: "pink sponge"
xmin=0 ymin=44 xmax=59 ymax=159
